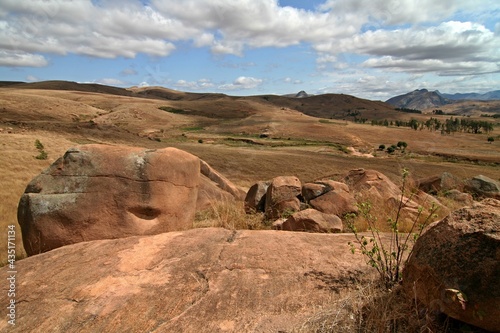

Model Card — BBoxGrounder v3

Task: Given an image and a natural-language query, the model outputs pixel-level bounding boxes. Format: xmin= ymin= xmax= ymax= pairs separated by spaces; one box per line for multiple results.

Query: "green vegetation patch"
xmin=158 ymin=106 xmax=187 ymax=114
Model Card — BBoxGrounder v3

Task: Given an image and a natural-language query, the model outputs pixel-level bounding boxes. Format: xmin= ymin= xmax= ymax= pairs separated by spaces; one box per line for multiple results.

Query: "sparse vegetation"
xmin=487 ymin=136 xmax=495 ymax=143
xmin=158 ymin=106 xmax=187 ymax=114
xmin=194 ymin=199 xmax=267 ymax=230
xmin=34 ymin=139 xmax=48 ymax=160
xmin=346 ymin=168 xmax=439 ymax=289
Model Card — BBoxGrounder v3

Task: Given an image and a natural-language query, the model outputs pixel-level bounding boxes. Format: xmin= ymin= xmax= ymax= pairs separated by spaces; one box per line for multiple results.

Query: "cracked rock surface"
xmin=0 ymin=228 xmax=376 ymax=333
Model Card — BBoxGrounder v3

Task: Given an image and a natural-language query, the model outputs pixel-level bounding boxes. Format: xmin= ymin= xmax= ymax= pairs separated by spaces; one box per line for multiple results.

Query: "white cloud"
xmin=218 ymin=76 xmax=263 ymax=90
xmin=174 ymin=79 xmax=214 ymax=90
xmin=26 ymin=75 xmax=39 ymax=82
xmin=95 ymin=78 xmax=126 ymax=86
xmin=315 ymin=21 xmax=500 ymax=76
xmin=120 ymin=68 xmax=138 ymax=76
xmin=0 ymin=51 xmax=48 ymax=67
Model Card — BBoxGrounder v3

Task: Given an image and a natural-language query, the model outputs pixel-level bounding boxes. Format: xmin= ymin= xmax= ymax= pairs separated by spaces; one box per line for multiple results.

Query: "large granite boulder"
xmin=464 ymin=175 xmax=500 ymax=199
xmin=18 ymin=144 xmax=200 ymax=255
xmin=403 ymin=199 xmax=500 ymax=332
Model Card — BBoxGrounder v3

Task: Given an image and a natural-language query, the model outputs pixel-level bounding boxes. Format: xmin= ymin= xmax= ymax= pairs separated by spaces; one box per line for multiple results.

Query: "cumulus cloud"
xmin=0 ymin=0 xmax=499 ymax=83
xmin=316 ymin=21 xmax=500 ymax=76
xmin=0 ymin=51 xmax=48 ymax=67
xmin=218 ymin=76 xmax=263 ymax=90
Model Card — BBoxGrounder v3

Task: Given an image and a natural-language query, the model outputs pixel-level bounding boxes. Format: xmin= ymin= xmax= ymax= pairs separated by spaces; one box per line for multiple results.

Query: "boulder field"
xmin=11 ymin=144 xmax=500 ymax=332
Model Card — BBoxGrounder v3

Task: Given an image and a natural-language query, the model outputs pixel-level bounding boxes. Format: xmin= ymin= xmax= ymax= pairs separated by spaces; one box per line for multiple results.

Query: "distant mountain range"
xmin=282 ymin=90 xmax=312 ymax=98
xmin=386 ymin=89 xmax=500 ymax=109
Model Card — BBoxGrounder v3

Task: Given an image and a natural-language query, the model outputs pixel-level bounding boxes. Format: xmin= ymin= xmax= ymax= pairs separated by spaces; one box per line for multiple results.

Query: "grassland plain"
xmin=0 ymin=82 xmax=499 ymax=264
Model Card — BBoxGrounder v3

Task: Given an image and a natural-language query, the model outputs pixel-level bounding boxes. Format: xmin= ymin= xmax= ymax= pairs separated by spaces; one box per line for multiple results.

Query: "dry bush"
xmin=194 ymin=199 xmax=268 ymax=230
xmin=294 ymin=281 xmax=489 ymax=333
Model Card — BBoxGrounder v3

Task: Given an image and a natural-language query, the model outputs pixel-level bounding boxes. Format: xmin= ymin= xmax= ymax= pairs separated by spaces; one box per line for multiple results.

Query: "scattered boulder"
xmin=309 ymin=185 xmax=358 ymax=217
xmin=417 ymin=172 xmax=462 ymax=194
xmin=302 ymin=180 xmax=349 ymax=202
xmin=277 ymin=209 xmax=342 ymax=233
xmin=244 ymin=181 xmax=271 ymax=213
xmin=403 ymin=199 xmax=500 ymax=332
xmin=0 ymin=228 xmax=376 ymax=333
xmin=464 ymin=175 xmax=500 ymax=199
xmin=344 ymin=168 xmax=446 ymax=221
xmin=265 ymin=176 xmax=302 ymax=219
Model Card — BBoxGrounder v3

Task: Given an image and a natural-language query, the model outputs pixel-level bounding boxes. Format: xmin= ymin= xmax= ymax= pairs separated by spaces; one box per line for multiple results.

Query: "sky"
xmin=0 ymin=0 xmax=499 ymax=100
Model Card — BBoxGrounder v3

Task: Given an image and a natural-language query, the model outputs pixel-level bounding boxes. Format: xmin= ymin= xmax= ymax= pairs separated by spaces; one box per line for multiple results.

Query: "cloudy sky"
xmin=1 ymin=0 xmax=499 ymax=100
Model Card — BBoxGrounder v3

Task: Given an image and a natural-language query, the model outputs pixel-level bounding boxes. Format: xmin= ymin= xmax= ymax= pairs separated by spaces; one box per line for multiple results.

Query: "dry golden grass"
xmin=194 ymin=199 xmax=268 ymax=230
xmin=0 ymin=131 xmax=77 ymax=264
xmin=294 ymin=282 xmax=489 ymax=333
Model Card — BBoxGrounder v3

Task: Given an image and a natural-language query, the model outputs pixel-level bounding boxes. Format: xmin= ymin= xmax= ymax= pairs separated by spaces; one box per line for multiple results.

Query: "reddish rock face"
xmin=403 ymin=199 xmax=500 ymax=332
xmin=308 ymin=183 xmax=358 ymax=217
xmin=244 ymin=181 xmax=271 ymax=213
xmin=0 ymin=228 xmax=376 ymax=333
xmin=279 ymin=209 xmax=343 ymax=233
xmin=18 ymin=144 xmax=200 ymax=256
xmin=265 ymin=176 xmax=302 ymax=219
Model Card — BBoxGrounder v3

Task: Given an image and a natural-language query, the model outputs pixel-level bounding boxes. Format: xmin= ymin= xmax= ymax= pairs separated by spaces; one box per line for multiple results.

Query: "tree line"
xmin=367 ymin=117 xmax=494 ymax=134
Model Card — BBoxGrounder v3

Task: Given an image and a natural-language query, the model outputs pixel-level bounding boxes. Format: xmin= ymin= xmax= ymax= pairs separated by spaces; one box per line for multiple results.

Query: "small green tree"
xmin=386 ymin=146 xmax=395 ymax=154
xmin=487 ymin=137 xmax=495 ymax=144
xmin=34 ymin=139 xmax=48 ymax=160
xmin=35 ymin=139 xmax=44 ymax=150
xmin=378 ymin=144 xmax=386 ymax=151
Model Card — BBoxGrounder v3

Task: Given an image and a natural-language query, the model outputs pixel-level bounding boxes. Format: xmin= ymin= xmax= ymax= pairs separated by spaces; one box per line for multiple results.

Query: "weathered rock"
xmin=302 ymin=182 xmax=328 ymax=202
xmin=200 ymin=159 xmax=246 ymax=201
xmin=309 ymin=188 xmax=358 ymax=217
xmin=464 ymin=175 xmax=500 ymax=199
xmin=244 ymin=181 xmax=271 ymax=213
xmin=196 ymin=175 xmax=236 ymax=211
xmin=18 ymin=144 xmax=200 ymax=256
xmin=279 ymin=209 xmax=342 ymax=233
xmin=403 ymin=199 xmax=500 ymax=332
xmin=344 ymin=168 xmax=447 ymax=221
xmin=302 ymin=180 xmax=349 ymax=202
xmin=417 ymin=172 xmax=462 ymax=194
xmin=0 ymin=228 xmax=376 ymax=333
xmin=265 ymin=176 xmax=302 ymax=219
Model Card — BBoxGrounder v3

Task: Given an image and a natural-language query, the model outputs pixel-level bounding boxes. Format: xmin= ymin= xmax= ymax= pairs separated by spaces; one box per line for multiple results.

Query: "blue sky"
xmin=1 ymin=0 xmax=499 ymax=100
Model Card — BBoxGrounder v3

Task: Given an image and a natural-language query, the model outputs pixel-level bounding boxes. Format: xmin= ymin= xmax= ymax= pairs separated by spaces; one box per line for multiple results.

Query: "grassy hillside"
xmin=1 ymin=81 xmax=499 ymax=263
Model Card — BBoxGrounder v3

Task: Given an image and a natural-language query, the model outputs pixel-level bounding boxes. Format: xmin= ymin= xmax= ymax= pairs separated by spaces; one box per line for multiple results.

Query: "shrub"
xmin=487 ymin=137 xmax=494 ymax=143
xmin=346 ymin=168 xmax=439 ymax=289
xmin=397 ymin=141 xmax=407 ymax=151
xmin=378 ymin=144 xmax=385 ymax=151
xmin=386 ymin=146 xmax=395 ymax=154
xmin=34 ymin=139 xmax=48 ymax=160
